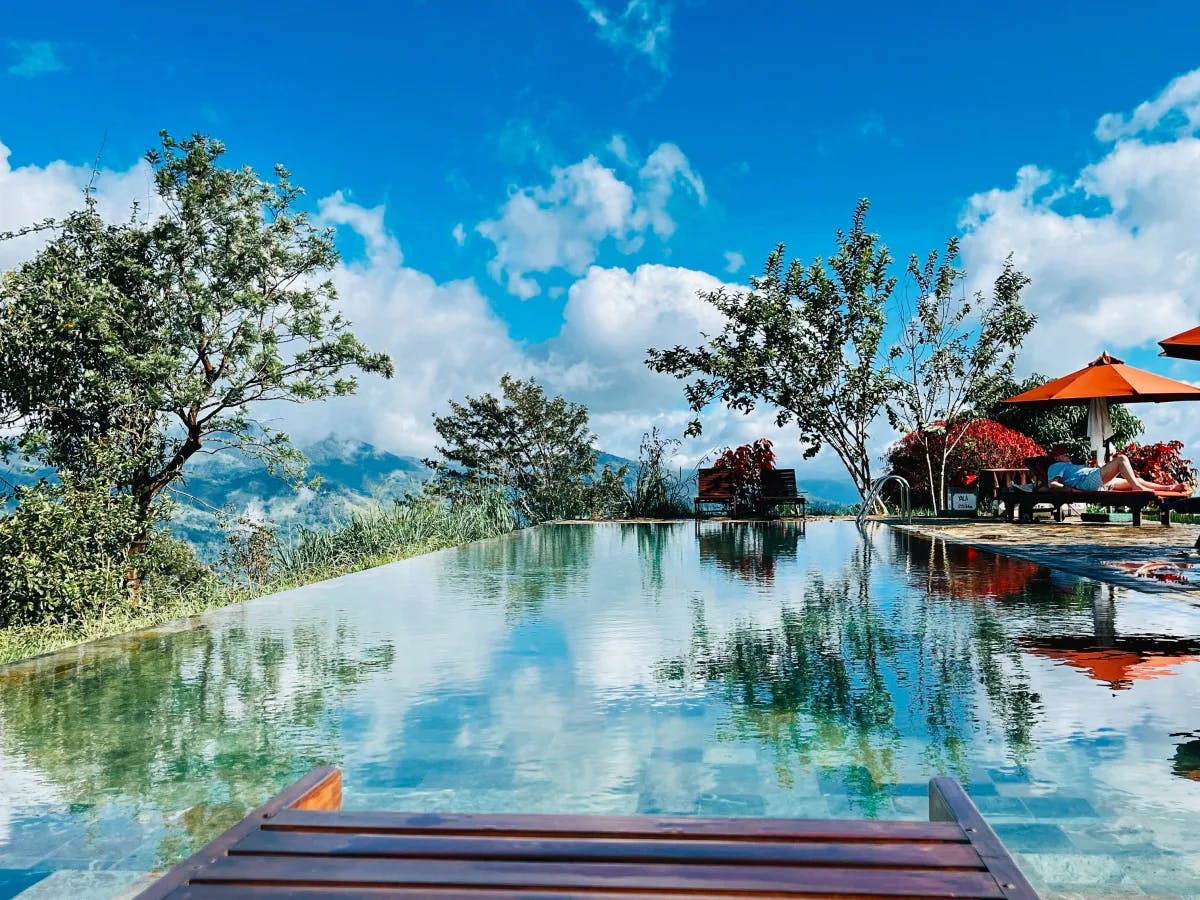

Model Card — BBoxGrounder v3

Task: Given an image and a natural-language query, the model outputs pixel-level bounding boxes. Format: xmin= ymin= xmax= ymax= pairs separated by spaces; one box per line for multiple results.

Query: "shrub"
xmin=713 ymin=439 xmax=776 ymax=512
xmin=0 ymin=476 xmax=139 ymax=627
xmin=626 ymin=428 xmax=693 ymax=518
xmin=885 ymin=419 xmax=1044 ymax=508
xmin=1120 ymin=440 xmax=1197 ymax=487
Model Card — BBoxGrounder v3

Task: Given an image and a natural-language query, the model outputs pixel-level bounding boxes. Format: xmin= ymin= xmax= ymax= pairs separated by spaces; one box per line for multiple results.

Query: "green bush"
xmin=0 ymin=477 xmax=139 ymax=627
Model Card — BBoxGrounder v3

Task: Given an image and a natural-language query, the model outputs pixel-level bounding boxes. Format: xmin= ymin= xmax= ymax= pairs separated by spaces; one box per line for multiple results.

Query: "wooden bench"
xmin=137 ymin=766 xmax=1038 ymax=898
xmin=760 ymin=467 xmax=806 ymax=519
xmin=998 ymin=487 xmax=1157 ymax=525
xmin=694 ymin=467 xmax=735 ymax=517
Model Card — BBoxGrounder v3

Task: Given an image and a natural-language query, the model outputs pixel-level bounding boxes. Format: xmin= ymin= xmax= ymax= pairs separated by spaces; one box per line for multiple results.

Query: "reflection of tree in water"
xmin=697 ymin=522 xmax=804 ymax=584
xmin=0 ymin=621 xmax=393 ymax=866
xmin=1172 ymin=736 xmax=1200 ymax=781
xmin=616 ymin=523 xmax=683 ymax=597
xmin=658 ymin=539 xmax=1043 ymax=812
xmin=451 ymin=524 xmax=595 ymax=620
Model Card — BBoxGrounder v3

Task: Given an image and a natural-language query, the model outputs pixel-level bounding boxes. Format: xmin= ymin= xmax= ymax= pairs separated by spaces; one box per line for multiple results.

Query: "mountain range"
xmin=4 ymin=437 xmax=860 ymax=561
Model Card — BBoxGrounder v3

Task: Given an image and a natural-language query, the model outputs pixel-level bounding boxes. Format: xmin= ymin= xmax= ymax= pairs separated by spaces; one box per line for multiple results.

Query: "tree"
xmin=0 ymin=132 xmax=393 ymax=581
xmin=647 ymin=200 xmax=894 ymax=501
xmin=429 ymin=374 xmax=627 ymax=523
xmin=886 ymin=244 xmax=1035 ymax=512
xmin=979 ymin=374 xmax=1143 ymax=460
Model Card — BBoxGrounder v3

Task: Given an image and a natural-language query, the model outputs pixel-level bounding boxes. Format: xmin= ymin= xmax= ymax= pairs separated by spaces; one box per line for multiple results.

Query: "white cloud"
xmin=578 ymin=0 xmax=672 ymax=73
xmin=477 ymin=143 xmax=705 ymax=299
xmin=6 ymin=40 xmax=66 ymax=77
xmin=451 ymin=222 xmax=466 ymax=246
xmin=723 ymin=251 xmax=744 ymax=273
xmin=958 ymin=67 xmax=1200 ymax=448
xmin=0 ymin=140 xmax=158 ymax=270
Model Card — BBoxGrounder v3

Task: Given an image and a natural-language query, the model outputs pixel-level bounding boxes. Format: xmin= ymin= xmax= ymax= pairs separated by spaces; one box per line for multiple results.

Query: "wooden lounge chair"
xmin=760 ymin=468 xmax=807 ymax=519
xmin=137 ymin=766 xmax=1038 ymax=898
xmin=998 ymin=455 xmax=1189 ymax=526
xmin=694 ymin=467 xmax=735 ymax=517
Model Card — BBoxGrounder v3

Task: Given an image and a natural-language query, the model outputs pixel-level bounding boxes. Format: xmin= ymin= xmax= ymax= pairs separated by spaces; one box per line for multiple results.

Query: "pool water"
xmin=2 ymin=521 xmax=1200 ymax=897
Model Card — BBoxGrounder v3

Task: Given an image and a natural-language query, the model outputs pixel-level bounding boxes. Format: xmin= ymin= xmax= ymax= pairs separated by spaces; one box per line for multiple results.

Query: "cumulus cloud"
xmin=579 ymin=0 xmax=672 ymax=73
xmin=477 ymin=142 xmax=705 ymax=299
xmin=0 ymin=140 xmax=158 ymax=269
xmin=958 ymin=67 xmax=1200 ymax=452
xmin=723 ymin=251 xmax=744 ymax=273
xmin=451 ymin=222 xmax=466 ymax=246
xmin=6 ymin=40 xmax=66 ymax=77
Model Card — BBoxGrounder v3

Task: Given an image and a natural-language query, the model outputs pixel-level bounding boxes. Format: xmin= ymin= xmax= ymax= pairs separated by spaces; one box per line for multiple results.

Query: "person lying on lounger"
xmin=1047 ymin=445 xmax=1190 ymax=493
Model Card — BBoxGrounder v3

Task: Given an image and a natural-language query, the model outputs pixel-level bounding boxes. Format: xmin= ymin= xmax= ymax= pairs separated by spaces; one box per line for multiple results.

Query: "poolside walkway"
xmin=887 ymin=515 xmax=1200 ymax=598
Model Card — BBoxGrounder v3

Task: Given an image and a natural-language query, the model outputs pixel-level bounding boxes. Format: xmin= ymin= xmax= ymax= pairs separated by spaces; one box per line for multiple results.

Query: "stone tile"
xmin=1022 ymin=795 xmax=1100 ymax=819
xmin=694 ymin=793 xmax=766 ymax=816
xmin=0 ymin=869 xmax=52 ymax=898
xmin=14 ymin=869 xmax=146 ymax=899
xmin=701 ymin=746 xmax=758 ymax=765
xmin=1015 ymin=851 xmax=1145 ymax=889
xmin=993 ymin=822 xmax=1075 ymax=852
xmin=971 ymin=795 xmax=1031 ymax=817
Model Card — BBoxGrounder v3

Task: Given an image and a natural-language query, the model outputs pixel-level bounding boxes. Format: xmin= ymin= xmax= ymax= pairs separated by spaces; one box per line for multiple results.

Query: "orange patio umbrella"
xmin=1020 ymin=634 xmax=1200 ymax=691
xmin=1159 ymin=325 xmax=1200 ymax=361
xmin=1003 ymin=352 xmax=1200 ymax=462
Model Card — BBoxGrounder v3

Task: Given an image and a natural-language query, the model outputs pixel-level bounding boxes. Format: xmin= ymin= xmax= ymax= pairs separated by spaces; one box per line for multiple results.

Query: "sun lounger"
xmin=760 ymin=468 xmax=806 ymax=519
xmin=999 ymin=486 xmax=1157 ymax=525
xmin=136 ymin=766 xmax=1038 ymax=898
xmin=694 ymin=467 xmax=735 ymax=517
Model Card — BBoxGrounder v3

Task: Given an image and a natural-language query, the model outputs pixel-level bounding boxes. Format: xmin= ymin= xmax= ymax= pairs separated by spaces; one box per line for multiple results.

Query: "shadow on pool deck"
xmin=887 ymin=516 xmax=1200 ymax=598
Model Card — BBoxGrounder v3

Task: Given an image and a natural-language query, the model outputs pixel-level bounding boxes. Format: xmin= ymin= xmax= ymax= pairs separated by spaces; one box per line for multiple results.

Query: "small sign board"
xmin=947 ymin=489 xmax=977 ymax=513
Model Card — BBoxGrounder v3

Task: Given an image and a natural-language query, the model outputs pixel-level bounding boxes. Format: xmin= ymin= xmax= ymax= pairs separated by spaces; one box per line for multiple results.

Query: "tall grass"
xmin=273 ymin=487 xmax=514 ymax=586
xmin=0 ymin=486 xmax=515 ymax=666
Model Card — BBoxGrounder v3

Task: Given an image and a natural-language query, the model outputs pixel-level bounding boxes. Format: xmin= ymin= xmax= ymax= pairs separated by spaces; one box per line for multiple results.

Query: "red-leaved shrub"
xmin=885 ymin=419 xmax=1045 ymax=507
xmin=713 ymin=438 xmax=776 ymax=511
xmin=1119 ymin=440 xmax=1196 ymax=487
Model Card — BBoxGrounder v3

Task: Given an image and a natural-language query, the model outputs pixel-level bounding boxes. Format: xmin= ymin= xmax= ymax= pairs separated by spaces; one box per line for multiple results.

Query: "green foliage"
xmin=274 ymin=482 xmax=515 ymax=584
xmin=430 ymin=373 xmax=627 ymax=523
xmin=0 ymin=475 xmax=217 ymax=628
xmin=980 ymin=374 xmax=1144 ymax=459
xmin=0 ymin=131 xmax=393 ymax=552
xmin=625 ymin=428 xmax=693 ymax=518
xmin=887 ymin=244 xmax=1034 ymax=513
xmin=0 ymin=476 xmax=136 ymax=627
xmin=647 ymin=200 xmax=896 ymax=500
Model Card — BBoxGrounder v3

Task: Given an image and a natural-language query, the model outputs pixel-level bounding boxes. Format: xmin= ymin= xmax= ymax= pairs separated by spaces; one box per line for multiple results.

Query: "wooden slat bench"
xmin=137 ymin=767 xmax=1038 ymax=898
xmin=761 ymin=468 xmax=807 ymax=519
xmin=694 ymin=467 xmax=735 ymax=517
xmin=998 ymin=487 xmax=1157 ymax=526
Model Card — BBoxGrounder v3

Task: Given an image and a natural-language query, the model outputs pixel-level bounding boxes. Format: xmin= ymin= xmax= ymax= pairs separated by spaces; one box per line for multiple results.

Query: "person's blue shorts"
xmin=1073 ymin=468 xmax=1105 ymax=491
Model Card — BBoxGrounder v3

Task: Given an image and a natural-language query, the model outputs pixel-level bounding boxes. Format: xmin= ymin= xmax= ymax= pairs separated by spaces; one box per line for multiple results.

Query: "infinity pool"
xmin=2 ymin=522 xmax=1200 ymax=897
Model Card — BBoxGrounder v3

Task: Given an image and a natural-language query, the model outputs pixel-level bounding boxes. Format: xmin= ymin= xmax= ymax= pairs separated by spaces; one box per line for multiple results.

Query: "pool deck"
xmin=882 ymin=515 xmax=1200 ymax=598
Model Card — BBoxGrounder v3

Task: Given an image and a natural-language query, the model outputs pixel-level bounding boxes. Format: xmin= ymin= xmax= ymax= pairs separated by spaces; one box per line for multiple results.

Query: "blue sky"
xmin=5 ymin=1 xmax=1200 ymax=482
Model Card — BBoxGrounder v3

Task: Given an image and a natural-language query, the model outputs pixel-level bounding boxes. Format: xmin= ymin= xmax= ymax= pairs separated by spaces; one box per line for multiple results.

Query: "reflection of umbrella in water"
xmin=1003 ymin=351 xmax=1200 ymax=463
xmin=1020 ymin=634 xmax=1200 ymax=690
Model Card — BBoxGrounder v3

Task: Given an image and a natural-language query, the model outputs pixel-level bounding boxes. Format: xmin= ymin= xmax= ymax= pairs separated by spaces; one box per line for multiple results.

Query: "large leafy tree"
xmin=980 ymin=374 xmax=1143 ymax=460
xmin=430 ymin=374 xmax=626 ymax=523
xmin=886 ymin=243 xmax=1035 ymax=512
xmin=0 ymin=132 xmax=394 ymax=571
xmin=647 ymin=200 xmax=894 ymax=501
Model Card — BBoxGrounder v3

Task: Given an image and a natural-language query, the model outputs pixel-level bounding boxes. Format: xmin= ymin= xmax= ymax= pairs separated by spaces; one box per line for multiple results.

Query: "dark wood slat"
xmin=135 ymin=767 xmax=341 ymax=900
xmin=929 ymin=778 xmax=1039 ymax=900
xmin=164 ymin=888 xmax=835 ymax=899
xmin=191 ymin=855 xmax=1007 ymax=897
xmin=234 ymin=829 xmax=985 ymax=869
xmin=266 ymin=809 xmax=968 ymax=844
